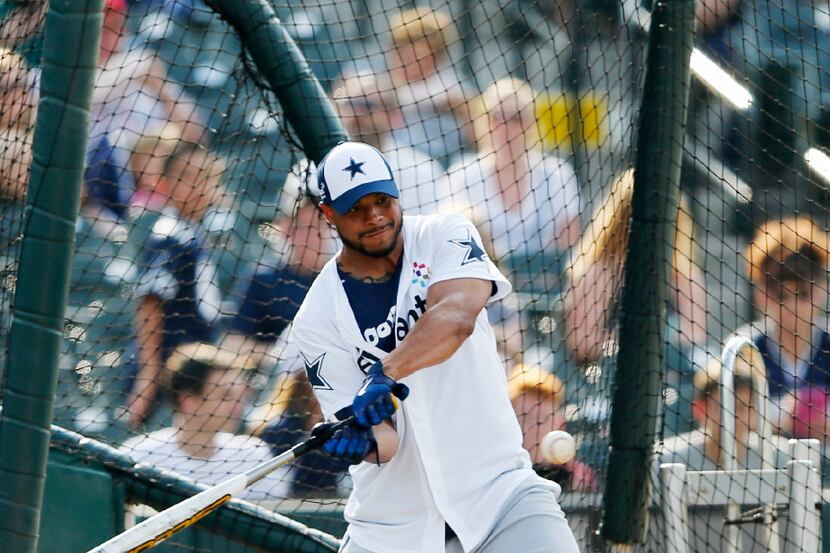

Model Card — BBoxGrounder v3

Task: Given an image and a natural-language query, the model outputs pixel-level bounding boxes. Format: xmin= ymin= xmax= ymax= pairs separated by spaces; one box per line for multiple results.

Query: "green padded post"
xmin=207 ymin=0 xmax=348 ymax=163
xmin=0 ymin=1 xmax=103 ymax=551
xmin=601 ymin=0 xmax=695 ymax=544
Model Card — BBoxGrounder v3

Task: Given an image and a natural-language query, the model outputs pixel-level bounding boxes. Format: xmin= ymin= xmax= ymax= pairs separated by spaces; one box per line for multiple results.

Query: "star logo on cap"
xmin=449 ymin=232 xmax=488 ymax=265
xmin=342 ymin=157 xmax=366 ymax=180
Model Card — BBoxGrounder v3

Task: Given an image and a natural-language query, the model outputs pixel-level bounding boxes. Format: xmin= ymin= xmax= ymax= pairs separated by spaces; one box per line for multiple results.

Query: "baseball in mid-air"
xmin=541 ymin=430 xmax=576 ymax=465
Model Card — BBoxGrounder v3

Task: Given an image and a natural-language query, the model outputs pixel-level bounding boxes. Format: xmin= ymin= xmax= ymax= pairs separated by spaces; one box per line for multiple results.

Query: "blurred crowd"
xmin=0 ymin=0 xmax=829 ymax=508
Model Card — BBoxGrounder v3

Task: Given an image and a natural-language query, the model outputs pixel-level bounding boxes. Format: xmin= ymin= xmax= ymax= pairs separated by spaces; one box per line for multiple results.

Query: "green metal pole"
xmin=0 ymin=0 xmax=103 ymax=550
xmin=207 ymin=0 xmax=348 ymax=163
xmin=601 ymin=0 xmax=695 ymax=544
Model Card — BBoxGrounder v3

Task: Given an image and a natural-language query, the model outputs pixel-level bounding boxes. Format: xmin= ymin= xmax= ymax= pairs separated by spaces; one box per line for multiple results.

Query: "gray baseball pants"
xmin=339 ymin=477 xmax=581 ymax=553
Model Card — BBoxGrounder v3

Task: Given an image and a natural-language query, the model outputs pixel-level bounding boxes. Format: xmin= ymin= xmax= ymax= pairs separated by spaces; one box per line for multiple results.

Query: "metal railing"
xmin=719 ymin=335 xmax=778 ymax=553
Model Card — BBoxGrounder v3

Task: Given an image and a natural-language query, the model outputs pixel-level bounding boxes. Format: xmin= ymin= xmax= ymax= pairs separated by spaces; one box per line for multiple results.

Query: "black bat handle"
xmin=293 ymin=416 xmax=356 ymax=457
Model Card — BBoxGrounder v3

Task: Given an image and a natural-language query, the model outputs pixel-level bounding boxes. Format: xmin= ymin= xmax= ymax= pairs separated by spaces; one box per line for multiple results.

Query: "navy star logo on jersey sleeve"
xmin=302 ymin=352 xmax=333 ymax=390
xmin=449 ymin=232 xmax=488 ymax=265
xmin=342 ymin=157 xmax=366 ymax=180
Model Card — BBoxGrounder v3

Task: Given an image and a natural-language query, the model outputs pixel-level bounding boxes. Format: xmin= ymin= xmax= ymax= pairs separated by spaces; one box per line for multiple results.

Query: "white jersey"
xmin=292 ymin=213 xmax=543 ymax=553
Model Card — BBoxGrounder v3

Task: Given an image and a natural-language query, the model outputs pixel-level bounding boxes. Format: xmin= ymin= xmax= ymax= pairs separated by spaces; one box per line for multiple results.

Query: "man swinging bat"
xmin=292 ymin=141 xmax=580 ymax=553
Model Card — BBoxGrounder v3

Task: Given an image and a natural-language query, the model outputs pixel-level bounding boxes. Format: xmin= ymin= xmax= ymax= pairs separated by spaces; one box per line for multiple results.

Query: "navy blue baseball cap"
xmin=317 ymin=142 xmax=399 ymax=214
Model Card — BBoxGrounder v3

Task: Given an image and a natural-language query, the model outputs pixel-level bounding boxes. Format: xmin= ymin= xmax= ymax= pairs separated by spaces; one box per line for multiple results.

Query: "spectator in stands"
xmin=247 ymin=370 xmax=351 ymax=498
xmin=386 ymin=6 xmax=473 ymax=167
xmin=0 ymin=47 xmax=35 ymax=204
xmin=565 ymin=168 xmax=707 ymax=366
xmin=223 ymin=164 xmax=336 ymax=366
xmin=565 ymin=169 xmax=707 ymax=435
xmin=448 ymin=78 xmax=580 ymax=359
xmin=448 ymin=77 xmax=581 ymax=260
xmin=658 ymin=356 xmax=790 ymax=470
xmin=91 ymin=0 xmax=206 ymax=164
xmin=123 ymin=342 xmax=288 ymax=501
xmin=508 ymin=363 xmax=597 ymax=492
xmin=741 ymin=216 xmax=830 ymax=438
xmin=126 ymin=140 xmax=225 ymax=428
xmin=333 ymin=72 xmax=452 ymax=215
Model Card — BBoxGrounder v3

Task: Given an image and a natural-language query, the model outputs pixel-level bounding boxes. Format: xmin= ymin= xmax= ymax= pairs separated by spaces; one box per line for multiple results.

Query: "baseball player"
xmin=291 ymin=141 xmax=580 ymax=553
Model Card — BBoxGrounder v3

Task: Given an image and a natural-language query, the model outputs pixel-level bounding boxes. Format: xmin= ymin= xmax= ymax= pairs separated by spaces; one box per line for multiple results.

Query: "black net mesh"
xmin=0 ymin=0 xmax=828 ymax=551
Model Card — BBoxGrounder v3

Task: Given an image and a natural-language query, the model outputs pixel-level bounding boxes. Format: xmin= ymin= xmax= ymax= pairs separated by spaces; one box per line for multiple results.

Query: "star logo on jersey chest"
xmin=302 ymin=352 xmax=332 ymax=390
xmin=448 ymin=232 xmax=487 ymax=265
xmin=342 ymin=157 xmax=366 ymax=180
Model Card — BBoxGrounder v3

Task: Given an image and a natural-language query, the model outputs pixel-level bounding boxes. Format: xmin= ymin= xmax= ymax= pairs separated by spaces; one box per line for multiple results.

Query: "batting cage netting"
xmin=0 ymin=0 xmax=828 ymax=551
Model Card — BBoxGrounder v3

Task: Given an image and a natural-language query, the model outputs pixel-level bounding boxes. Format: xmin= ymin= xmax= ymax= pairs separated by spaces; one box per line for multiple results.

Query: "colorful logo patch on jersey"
xmin=302 ymin=352 xmax=332 ymax=390
xmin=448 ymin=232 xmax=488 ymax=265
xmin=410 ymin=261 xmax=430 ymax=288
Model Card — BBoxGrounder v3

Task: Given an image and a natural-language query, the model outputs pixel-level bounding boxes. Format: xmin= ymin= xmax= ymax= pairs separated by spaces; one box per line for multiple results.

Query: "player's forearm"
xmin=372 ymin=421 xmax=399 ymax=463
xmin=382 ymin=299 xmax=477 ymax=381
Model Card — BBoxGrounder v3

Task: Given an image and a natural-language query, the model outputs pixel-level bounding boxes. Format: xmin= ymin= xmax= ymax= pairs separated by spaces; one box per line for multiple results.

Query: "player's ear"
xmin=319 ymin=203 xmax=335 ymax=224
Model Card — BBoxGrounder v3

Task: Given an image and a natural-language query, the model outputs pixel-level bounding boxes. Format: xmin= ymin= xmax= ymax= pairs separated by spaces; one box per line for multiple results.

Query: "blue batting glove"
xmin=352 ymin=361 xmax=409 ymax=428
xmin=314 ymin=422 xmax=377 ymax=465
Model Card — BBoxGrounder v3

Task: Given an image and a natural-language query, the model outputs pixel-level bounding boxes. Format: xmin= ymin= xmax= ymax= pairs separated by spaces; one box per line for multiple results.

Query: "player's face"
xmin=325 ymin=193 xmax=403 ymax=258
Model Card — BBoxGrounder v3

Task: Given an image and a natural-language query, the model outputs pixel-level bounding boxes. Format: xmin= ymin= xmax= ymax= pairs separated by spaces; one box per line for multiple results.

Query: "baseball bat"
xmin=87 ymin=415 xmax=355 ymax=553
xmin=88 ymin=384 xmax=408 ymax=553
